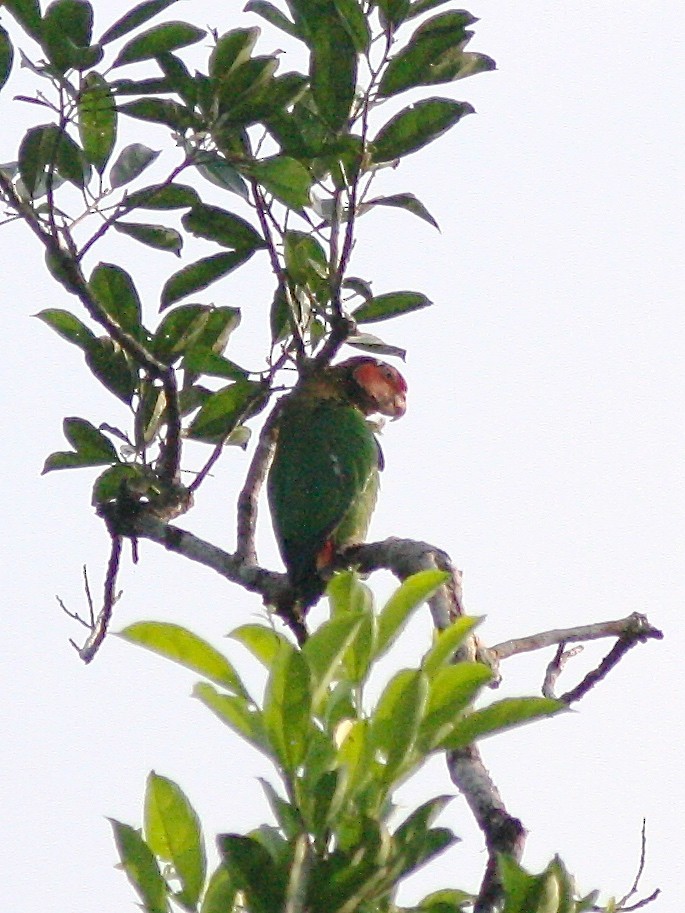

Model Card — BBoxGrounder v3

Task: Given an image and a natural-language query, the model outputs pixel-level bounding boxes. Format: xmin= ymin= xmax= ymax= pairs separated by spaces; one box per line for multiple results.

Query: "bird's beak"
xmin=384 ymin=391 xmax=406 ymax=419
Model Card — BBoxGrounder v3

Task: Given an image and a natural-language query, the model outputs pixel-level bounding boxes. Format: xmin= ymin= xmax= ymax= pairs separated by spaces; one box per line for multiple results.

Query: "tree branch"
xmin=235 ymin=404 xmax=281 ymax=565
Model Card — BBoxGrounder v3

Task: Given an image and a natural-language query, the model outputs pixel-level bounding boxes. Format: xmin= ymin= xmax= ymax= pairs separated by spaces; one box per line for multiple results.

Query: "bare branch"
xmin=71 ymin=534 xmax=123 ymax=664
xmin=235 ymin=405 xmax=281 ymax=565
xmin=491 ymin=613 xmax=663 ymax=661
xmin=542 ymin=643 xmax=584 ymax=698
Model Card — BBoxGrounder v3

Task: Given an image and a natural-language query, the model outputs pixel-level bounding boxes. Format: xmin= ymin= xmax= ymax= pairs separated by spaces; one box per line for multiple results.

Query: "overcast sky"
xmin=2 ymin=1 xmax=683 ymax=910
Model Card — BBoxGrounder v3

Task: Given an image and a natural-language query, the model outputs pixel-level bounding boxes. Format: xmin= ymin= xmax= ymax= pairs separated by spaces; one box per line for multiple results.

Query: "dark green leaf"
xmin=407 ymin=0 xmax=454 ymax=16
xmin=41 ymin=0 xmax=95 ymax=71
xmin=124 ymin=182 xmax=199 ymax=210
xmin=42 ymin=450 xmax=109 ymax=472
xmin=333 ymin=0 xmax=370 ymax=53
xmin=113 ymin=21 xmax=205 ymax=67
xmin=182 ymin=350 xmax=247 ymax=381
xmin=114 ymin=220 xmax=183 ymax=255
xmin=35 ymin=308 xmax=96 ymax=351
xmin=208 ymin=27 xmax=259 ymax=79
xmin=63 ymin=416 xmax=118 ymax=459
xmin=160 ymin=250 xmax=254 ymax=310
xmin=89 ymin=262 xmax=144 ymax=338
xmin=214 ymin=55 xmax=280 ymax=123
xmin=376 ymin=0 xmax=411 ymax=29
xmin=144 ymin=772 xmax=205 ymax=908
xmin=283 ymin=229 xmax=328 ymax=286
xmin=182 ymin=204 xmax=266 ymax=251
xmin=185 ymin=305 xmax=242 ymax=357
xmin=244 ymin=1 xmax=300 ymax=39
xmin=118 ymin=97 xmax=195 ymax=130
xmin=91 ymin=463 xmax=155 ymax=505
xmin=372 ymin=97 xmax=473 ymax=162
xmin=342 ymin=277 xmax=373 ymax=301
xmin=85 ymin=337 xmax=137 ymax=403
xmin=413 ymin=887 xmax=473 ymax=911
xmin=156 ymin=51 xmax=196 ymax=106
xmin=269 ymin=283 xmax=289 ymax=343
xmin=99 ymin=0 xmax=178 ymax=45
xmin=201 ymin=866 xmax=236 ymax=913
xmin=18 ymin=124 xmax=89 ymax=195
xmin=0 ymin=26 xmax=15 ymax=92
xmin=186 ymin=380 xmax=264 ymax=443
xmin=111 ymin=75 xmax=173 ymax=95
xmin=110 ymin=143 xmax=160 ymax=188
xmin=365 ymin=192 xmax=439 ymax=230
xmin=78 ymin=72 xmax=117 ymax=172
xmin=2 ymin=0 xmax=42 ymax=40
xmin=218 ymin=834 xmax=287 ymax=913
xmin=440 ymin=697 xmax=565 ymax=750
xmin=151 ymin=304 xmax=213 ymax=360
xmin=309 ymin=11 xmax=356 ymax=131
xmin=122 ymin=622 xmax=252 ymax=691
xmin=352 ymin=290 xmax=432 ymax=323
xmin=109 ymin=819 xmax=168 ymax=913
xmin=194 ymin=682 xmax=268 ymax=753
xmin=194 ymin=153 xmax=248 ymax=198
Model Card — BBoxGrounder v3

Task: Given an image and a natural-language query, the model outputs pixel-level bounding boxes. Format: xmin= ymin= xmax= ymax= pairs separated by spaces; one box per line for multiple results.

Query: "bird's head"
xmin=337 ymin=356 xmax=407 ymax=419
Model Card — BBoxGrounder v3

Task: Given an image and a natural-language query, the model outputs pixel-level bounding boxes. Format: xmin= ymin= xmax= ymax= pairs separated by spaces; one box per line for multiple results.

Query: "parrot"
xmin=267 ymin=356 xmax=408 ymax=613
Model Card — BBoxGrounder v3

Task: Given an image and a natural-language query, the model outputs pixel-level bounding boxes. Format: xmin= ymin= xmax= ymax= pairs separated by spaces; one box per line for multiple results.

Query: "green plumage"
xmin=267 ymin=388 xmax=380 ymax=609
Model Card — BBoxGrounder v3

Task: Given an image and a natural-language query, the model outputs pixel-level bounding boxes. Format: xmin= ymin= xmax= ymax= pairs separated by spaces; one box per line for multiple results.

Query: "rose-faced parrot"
xmin=267 ymin=356 xmax=407 ymax=612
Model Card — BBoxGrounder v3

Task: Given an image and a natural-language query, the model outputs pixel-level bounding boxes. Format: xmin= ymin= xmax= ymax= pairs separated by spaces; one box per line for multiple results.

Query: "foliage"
xmin=0 ymin=0 xmax=622 ymax=910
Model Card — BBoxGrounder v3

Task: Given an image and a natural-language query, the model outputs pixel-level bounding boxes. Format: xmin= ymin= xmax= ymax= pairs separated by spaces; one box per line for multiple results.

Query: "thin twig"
xmin=72 ymin=534 xmax=122 ymax=663
xmin=542 ymin=643 xmax=584 ymax=698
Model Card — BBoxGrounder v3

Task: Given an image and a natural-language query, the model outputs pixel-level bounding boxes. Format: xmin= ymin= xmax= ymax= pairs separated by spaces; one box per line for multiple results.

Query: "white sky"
xmin=2 ymin=1 xmax=683 ymax=910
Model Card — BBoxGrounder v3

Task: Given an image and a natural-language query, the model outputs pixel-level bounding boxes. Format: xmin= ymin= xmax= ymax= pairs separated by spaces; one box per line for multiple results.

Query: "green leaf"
xmin=160 ymin=250 xmax=254 ymax=309
xmin=78 ymin=72 xmax=116 ymax=172
xmin=151 ymin=304 xmax=212 ymax=360
xmin=365 ymin=192 xmax=439 ymax=230
xmin=99 ymin=0 xmax=178 ymax=45
xmin=144 ymin=772 xmax=206 ymax=908
xmin=41 ymin=0 xmax=99 ymax=72
xmin=375 ymin=569 xmax=448 ymax=659
xmin=113 ymin=21 xmax=206 ymax=67
xmin=333 ymin=0 xmax=370 ymax=53
xmin=376 ymin=0 xmax=411 ymax=29
xmin=249 ymin=155 xmax=311 ymax=209
xmin=43 ymin=417 xmax=118 ymax=473
xmin=89 ymin=262 xmax=145 ymax=340
xmin=92 ymin=462 xmax=153 ymax=505
xmin=309 ymin=10 xmax=356 ymax=131
xmin=114 ymin=220 xmax=183 ymax=255
xmin=0 ymin=26 xmax=15 ymax=92
xmin=229 ymin=624 xmax=289 ymax=668
xmin=368 ymin=669 xmax=428 ymax=780
xmin=201 ymin=865 xmax=236 ymax=913
xmin=109 ymin=819 xmax=168 ymax=913
xmin=372 ymin=97 xmax=473 ymax=162
xmin=182 ymin=350 xmax=246 ymax=382
xmin=418 ymin=663 xmax=493 ymax=750
xmin=421 ymin=616 xmax=481 ymax=676
xmin=193 ymin=682 xmax=268 ymax=754
xmin=218 ymin=834 xmax=287 ymax=913
xmin=346 ymin=333 xmax=406 ymax=360
xmin=118 ymin=97 xmax=195 ymax=130
xmin=124 ymin=182 xmax=199 ymax=210
xmin=302 ymin=614 xmax=363 ymax=711
xmin=263 ymin=642 xmax=313 ymax=772
xmin=208 ymin=27 xmax=260 ymax=79
xmin=194 ymin=153 xmax=248 ymax=199
xmin=18 ymin=124 xmax=89 ymax=195
xmin=352 ymin=291 xmax=432 ymax=324
xmin=2 ymin=0 xmax=42 ymax=40
xmin=35 ymin=308 xmax=96 ymax=351
xmin=283 ymin=229 xmax=328 ymax=287
xmin=182 ymin=204 xmax=266 ymax=251
xmin=186 ymin=380 xmax=265 ymax=443
xmin=110 ymin=143 xmax=160 ymax=188
xmin=119 ymin=621 xmax=250 ymax=696
xmin=440 ymin=697 xmax=565 ymax=750
xmin=244 ymin=1 xmax=300 ymax=40
xmin=85 ymin=337 xmax=136 ymax=403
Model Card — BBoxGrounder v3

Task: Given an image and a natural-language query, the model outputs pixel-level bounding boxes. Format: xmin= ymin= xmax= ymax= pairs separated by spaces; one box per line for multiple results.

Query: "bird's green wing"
xmin=267 ymin=396 xmax=379 ymax=599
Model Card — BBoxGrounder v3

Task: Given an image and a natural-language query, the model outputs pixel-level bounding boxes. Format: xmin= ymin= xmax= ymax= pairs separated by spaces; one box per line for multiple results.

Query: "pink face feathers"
xmin=351 ymin=359 xmax=407 ymax=418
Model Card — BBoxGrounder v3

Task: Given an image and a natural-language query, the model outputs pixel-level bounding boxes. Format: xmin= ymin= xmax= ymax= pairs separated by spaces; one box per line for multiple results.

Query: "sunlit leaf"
xmin=186 ymin=380 xmax=265 ymax=443
xmin=375 ymin=570 xmax=448 ymax=659
xmin=249 ymin=155 xmax=311 ymax=209
xmin=35 ymin=308 xmax=96 ymax=351
xmin=124 ymin=182 xmax=199 ymax=210
xmin=208 ymin=27 xmax=260 ymax=79
xmin=440 ymin=697 xmax=565 ymax=750
xmin=120 ymin=621 xmax=250 ymax=695
xmin=144 ymin=772 xmax=206 ymax=908
xmin=201 ymin=865 xmax=236 ymax=913
xmin=194 ymin=682 xmax=268 ymax=754
xmin=421 ymin=616 xmax=481 ymax=676
xmin=369 ymin=669 xmax=428 ymax=780
xmin=263 ymin=642 xmax=312 ymax=772
xmin=109 ymin=819 xmax=168 ymax=913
